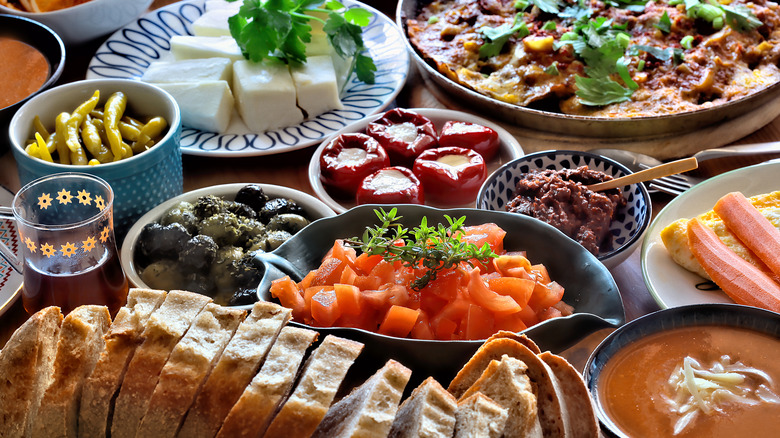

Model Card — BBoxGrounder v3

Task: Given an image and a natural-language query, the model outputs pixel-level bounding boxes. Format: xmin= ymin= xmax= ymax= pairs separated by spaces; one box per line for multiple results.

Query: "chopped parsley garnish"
xmin=683 ymin=0 xmax=762 ymax=31
xmin=226 ymin=0 xmax=377 ymax=83
xmin=545 ymin=61 xmax=560 ymax=75
xmin=655 ymin=11 xmax=672 ymax=33
xmin=478 ymin=13 xmax=530 ymax=58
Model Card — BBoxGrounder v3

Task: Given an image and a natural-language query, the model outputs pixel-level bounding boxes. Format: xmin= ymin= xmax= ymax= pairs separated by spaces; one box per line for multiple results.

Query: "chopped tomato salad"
xmin=270 ymin=223 xmax=572 ymax=340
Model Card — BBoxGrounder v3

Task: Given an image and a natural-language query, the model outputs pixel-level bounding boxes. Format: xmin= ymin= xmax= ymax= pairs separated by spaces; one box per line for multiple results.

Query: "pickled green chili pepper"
xmin=65 ymin=90 xmax=99 ymax=156
xmin=132 ymin=116 xmax=168 ymax=153
xmin=103 ymin=91 xmax=127 ymax=161
xmin=54 ymin=112 xmax=71 ymax=165
xmin=82 ymin=115 xmax=114 ymax=162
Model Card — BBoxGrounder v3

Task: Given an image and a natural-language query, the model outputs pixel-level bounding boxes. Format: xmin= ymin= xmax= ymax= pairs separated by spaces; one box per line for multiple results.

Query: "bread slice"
xmin=448 ymin=337 xmax=542 ymax=399
xmin=312 ymin=359 xmax=411 ymax=438
xmin=486 ymin=331 xmax=541 ymax=354
xmin=217 ymin=326 xmax=319 ymax=438
xmin=0 ymin=306 xmax=62 ymax=438
xmin=387 ymin=377 xmax=457 ymax=438
xmin=136 ymin=303 xmax=246 ymax=437
xmin=263 ymin=335 xmax=364 ymax=438
xmin=538 ymin=352 xmax=599 ymax=438
xmin=178 ymin=302 xmax=291 ymax=438
xmin=453 ymin=393 xmax=508 ymax=438
xmin=32 ymin=305 xmax=111 ymax=438
xmin=110 ymin=290 xmax=212 ymax=438
xmin=78 ymin=288 xmax=167 ymax=438
xmin=459 ymin=355 xmax=543 ymax=438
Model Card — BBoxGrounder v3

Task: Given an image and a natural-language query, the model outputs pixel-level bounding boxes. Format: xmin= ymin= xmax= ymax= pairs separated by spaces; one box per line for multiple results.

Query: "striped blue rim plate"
xmin=86 ymin=0 xmax=409 ymax=157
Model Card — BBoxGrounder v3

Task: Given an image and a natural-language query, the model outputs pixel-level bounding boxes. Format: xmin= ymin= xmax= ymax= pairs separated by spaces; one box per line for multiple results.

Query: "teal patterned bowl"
xmin=8 ymin=78 xmax=182 ymax=238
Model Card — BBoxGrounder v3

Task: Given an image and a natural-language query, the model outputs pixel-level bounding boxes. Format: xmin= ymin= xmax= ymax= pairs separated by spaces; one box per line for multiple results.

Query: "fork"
xmin=638 ymin=163 xmax=702 ymax=196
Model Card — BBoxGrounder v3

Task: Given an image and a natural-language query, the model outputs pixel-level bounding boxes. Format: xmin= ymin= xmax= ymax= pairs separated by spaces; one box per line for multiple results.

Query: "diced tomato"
xmin=528 ymin=280 xmax=565 ymax=311
xmin=313 ymin=257 xmax=345 ymax=286
xmin=538 ymin=306 xmax=563 ymax=321
xmin=361 ymin=288 xmax=393 ymax=311
xmin=518 ymin=304 xmax=539 ymax=327
xmin=410 ymin=311 xmax=435 ymax=340
xmin=488 ymin=276 xmax=535 ymax=308
xmin=269 ymin=277 xmax=305 ymax=319
xmin=354 ymin=253 xmax=383 ymax=274
xmin=382 ymin=284 xmax=412 ymax=308
xmin=432 ymin=317 xmax=458 ymax=340
xmin=304 ymin=285 xmax=333 ymax=317
xmin=530 ymin=263 xmax=551 ymax=283
xmin=494 ymin=313 xmax=528 ymax=333
xmin=311 ymin=288 xmax=341 ymax=326
xmin=463 ymin=304 xmax=495 ymax=340
xmin=461 ymin=223 xmax=506 ymax=254
xmin=369 ymin=260 xmax=396 ymax=285
xmin=330 ymin=240 xmax=358 ymax=271
xmin=334 ymin=283 xmax=362 ymax=316
xmin=378 ymin=305 xmax=420 ymax=338
xmin=339 ymin=265 xmax=358 ymax=285
xmin=423 ymin=268 xmax=464 ymax=302
xmin=466 ymin=268 xmax=521 ymax=315
xmin=492 ymin=254 xmax=532 ymax=278
xmin=299 ymin=270 xmax=317 ymax=290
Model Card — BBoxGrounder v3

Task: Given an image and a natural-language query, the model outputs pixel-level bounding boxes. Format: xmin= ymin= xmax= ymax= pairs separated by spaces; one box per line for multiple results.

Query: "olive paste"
xmin=506 ymin=167 xmax=625 ymax=255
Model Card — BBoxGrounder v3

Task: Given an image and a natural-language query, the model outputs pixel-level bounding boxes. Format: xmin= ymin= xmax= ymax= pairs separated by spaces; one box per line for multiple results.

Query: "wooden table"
xmin=0 ymin=0 xmax=778 ymax=368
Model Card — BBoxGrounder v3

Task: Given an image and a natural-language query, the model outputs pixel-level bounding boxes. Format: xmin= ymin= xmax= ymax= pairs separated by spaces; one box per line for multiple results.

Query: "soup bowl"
xmin=252 ymin=204 xmax=625 ymax=386
xmin=584 ymin=304 xmax=780 ymax=437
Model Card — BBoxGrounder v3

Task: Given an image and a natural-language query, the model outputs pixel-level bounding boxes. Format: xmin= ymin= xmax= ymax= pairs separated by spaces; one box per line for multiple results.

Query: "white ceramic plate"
xmin=308 ymin=108 xmax=525 ymax=213
xmin=641 ymin=161 xmax=780 ymax=308
xmin=86 ymin=0 xmax=409 ymax=157
xmin=0 ymin=186 xmax=23 ymax=316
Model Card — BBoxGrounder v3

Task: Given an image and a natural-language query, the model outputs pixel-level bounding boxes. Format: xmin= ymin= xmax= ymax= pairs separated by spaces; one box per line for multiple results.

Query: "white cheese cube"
xmin=141 ymin=58 xmax=233 ymax=87
xmin=233 ymin=60 xmax=304 ymax=132
xmin=205 ymin=0 xmax=241 ymax=12
xmin=290 ymin=55 xmax=343 ymax=118
xmin=153 ymin=81 xmax=234 ymax=133
xmin=192 ymin=9 xmax=234 ymax=37
xmin=170 ymin=35 xmax=243 ymax=62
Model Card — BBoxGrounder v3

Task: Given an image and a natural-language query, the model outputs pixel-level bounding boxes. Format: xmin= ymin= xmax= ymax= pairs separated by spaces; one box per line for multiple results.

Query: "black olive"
xmin=193 ymin=195 xmax=227 ymax=219
xmin=235 ymin=184 xmax=270 ymax=213
xmin=258 ymin=198 xmax=304 ymax=223
xmin=179 ymin=234 xmax=218 ymax=272
xmin=225 ymin=200 xmax=257 ymax=219
xmin=137 ymin=223 xmax=191 ymax=261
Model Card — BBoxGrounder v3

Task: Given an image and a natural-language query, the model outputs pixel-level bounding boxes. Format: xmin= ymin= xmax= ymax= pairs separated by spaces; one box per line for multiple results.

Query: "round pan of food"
xmin=584 ymin=303 xmax=780 ymax=437
xmin=120 ymin=183 xmax=336 ymax=307
xmin=250 ymin=203 xmax=624 ymax=383
xmin=397 ymin=0 xmax=780 ymax=138
xmin=309 ymin=108 xmax=524 ymax=213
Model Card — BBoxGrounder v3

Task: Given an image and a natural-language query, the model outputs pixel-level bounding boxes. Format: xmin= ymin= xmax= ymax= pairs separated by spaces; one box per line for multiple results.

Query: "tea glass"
xmin=0 ymin=172 xmax=128 ymax=315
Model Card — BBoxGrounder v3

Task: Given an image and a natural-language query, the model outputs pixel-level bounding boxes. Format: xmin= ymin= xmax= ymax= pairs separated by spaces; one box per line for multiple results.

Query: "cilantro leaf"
xmin=628 ymin=44 xmax=684 ymax=62
xmin=532 ymin=0 xmax=562 ymax=15
xmin=478 ymin=14 xmax=529 ymax=58
xmin=575 ymin=76 xmax=634 ymax=106
xmin=655 ymin=11 xmax=671 ymax=33
xmin=722 ymin=4 xmax=762 ymax=31
xmin=605 ymin=0 xmax=648 ymax=13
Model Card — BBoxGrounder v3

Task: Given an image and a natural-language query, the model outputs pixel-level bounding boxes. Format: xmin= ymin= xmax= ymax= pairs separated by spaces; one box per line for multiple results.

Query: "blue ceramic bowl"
xmin=8 ymin=79 xmax=182 ymax=237
xmin=477 ymin=150 xmax=651 ymax=269
xmin=0 ymin=14 xmax=65 ymax=153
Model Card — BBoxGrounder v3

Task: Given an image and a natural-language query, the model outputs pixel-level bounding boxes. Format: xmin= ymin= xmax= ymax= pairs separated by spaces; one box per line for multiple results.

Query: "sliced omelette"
xmin=661 ymin=191 xmax=780 ymax=280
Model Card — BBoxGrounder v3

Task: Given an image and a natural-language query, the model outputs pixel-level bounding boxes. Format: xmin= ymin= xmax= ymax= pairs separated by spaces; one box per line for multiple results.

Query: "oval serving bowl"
xmin=584 ymin=304 xmax=780 ymax=437
xmin=120 ymin=183 xmax=337 ymax=294
xmin=478 ymin=150 xmax=651 ymax=270
xmin=253 ymin=204 xmax=625 ymax=385
xmin=308 ymin=108 xmax=524 ymax=213
xmin=396 ymin=0 xmax=780 ymax=140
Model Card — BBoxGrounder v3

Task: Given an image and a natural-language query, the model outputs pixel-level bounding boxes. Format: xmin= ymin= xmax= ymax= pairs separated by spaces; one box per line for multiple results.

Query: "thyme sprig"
xmin=344 ymin=208 xmax=498 ymax=290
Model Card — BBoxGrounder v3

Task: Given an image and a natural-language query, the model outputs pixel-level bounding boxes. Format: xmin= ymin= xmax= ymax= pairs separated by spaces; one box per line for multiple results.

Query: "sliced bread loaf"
xmin=217 ymin=326 xmax=319 ymax=438
xmin=32 ymin=305 xmax=111 ymax=438
xmin=459 ymin=355 xmax=543 ymax=438
xmin=453 ymin=393 xmax=508 ymax=438
xmin=311 ymin=359 xmax=412 ymax=438
xmin=387 ymin=377 xmax=457 ymax=438
xmin=110 ymin=290 xmax=212 ymax=438
xmin=262 ymin=335 xmax=364 ymax=438
xmin=78 ymin=288 xmax=166 ymax=438
xmin=0 ymin=306 xmax=62 ymax=438
xmin=136 ymin=303 xmax=246 ymax=438
xmin=538 ymin=352 xmax=599 ymax=438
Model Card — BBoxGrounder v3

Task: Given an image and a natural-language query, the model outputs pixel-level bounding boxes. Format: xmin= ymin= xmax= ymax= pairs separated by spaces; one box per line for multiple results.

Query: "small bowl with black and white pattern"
xmin=477 ymin=150 xmax=651 ymax=269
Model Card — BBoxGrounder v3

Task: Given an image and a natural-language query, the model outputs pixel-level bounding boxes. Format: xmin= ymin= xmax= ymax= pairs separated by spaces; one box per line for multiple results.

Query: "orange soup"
xmin=599 ymin=325 xmax=780 ymax=438
xmin=0 ymin=38 xmax=49 ymax=108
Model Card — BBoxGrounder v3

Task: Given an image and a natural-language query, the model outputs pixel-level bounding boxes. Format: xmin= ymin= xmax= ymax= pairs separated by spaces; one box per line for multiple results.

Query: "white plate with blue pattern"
xmin=86 ymin=0 xmax=409 ymax=157
xmin=0 ymin=185 xmax=23 ymax=317
xmin=477 ymin=150 xmax=652 ymax=270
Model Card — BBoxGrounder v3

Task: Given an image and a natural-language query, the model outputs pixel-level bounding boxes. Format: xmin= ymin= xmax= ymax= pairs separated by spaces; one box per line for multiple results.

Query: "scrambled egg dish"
xmin=407 ymin=0 xmax=780 ymax=117
xmin=661 ymin=191 xmax=780 ymax=280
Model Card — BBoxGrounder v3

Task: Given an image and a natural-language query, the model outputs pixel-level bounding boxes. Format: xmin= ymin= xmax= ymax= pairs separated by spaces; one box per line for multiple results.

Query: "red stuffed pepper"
xmin=356 ymin=166 xmax=425 ymax=205
xmin=366 ymin=109 xmax=438 ymax=166
xmin=412 ymin=147 xmax=487 ymax=205
xmin=319 ymin=133 xmax=390 ymax=196
xmin=438 ymin=120 xmax=500 ymax=161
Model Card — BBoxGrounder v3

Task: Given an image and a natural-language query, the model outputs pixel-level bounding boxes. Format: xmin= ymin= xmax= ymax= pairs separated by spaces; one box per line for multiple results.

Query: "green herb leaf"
xmin=722 ymin=4 xmax=762 ymax=31
xmin=344 ymin=208 xmax=498 ymax=291
xmin=545 ymin=61 xmax=560 ymax=75
xmin=575 ymin=75 xmax=634 ymax=105
xmin=532 ymin=0 xmax=562 ymax=15
xmin=655 ymin=11 xmax=672 ymax=33
xmin=479 ymin=13 xmax=529 ymax=58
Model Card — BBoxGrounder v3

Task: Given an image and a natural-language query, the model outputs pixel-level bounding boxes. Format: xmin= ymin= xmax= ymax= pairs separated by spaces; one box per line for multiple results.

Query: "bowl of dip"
xmin=477 ymin=150 xmax=651 ymax=269
xmin=584 ymin=304 xmax=780 ymax=437
xmin=0 ymin=14 xmax=65 ymax=152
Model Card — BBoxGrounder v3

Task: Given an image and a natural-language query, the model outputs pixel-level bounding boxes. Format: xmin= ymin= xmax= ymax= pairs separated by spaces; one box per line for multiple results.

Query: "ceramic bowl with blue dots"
xmin=9 ymin=78 xmax=183 ymax=239
xmin=477 ymin=150 xmax=651 ymax=269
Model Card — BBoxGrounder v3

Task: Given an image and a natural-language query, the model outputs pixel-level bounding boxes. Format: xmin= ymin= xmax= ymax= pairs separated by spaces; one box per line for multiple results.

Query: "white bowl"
xmin=0 ymin=0 xmax=152 ymax=45
xmin=308 ymin=108 xmax=524 ymax=213
xmin=120 ymin=183 xmax=337 ymax=296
